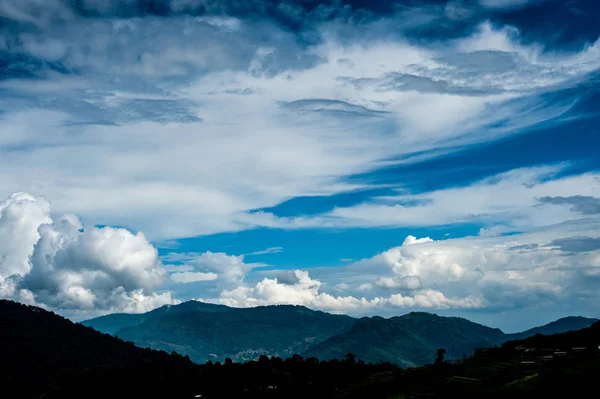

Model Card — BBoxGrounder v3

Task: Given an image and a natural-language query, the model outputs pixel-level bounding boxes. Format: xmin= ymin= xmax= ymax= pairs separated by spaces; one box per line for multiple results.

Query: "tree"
xmin=259 ymin=354 xmax=270 ymax=365
xmin=435 ymin=348 xmax=446 ymax=365
xmin=344 ymin=353 xmax=357 ymax=364
xmin=290 ymin=354 xmax=304 ymax=363
xmin=224 ymin=357 xmax=233 ymax=366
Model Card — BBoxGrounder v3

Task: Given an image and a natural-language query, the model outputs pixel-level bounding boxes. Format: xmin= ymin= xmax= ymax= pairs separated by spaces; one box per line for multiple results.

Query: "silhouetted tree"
xmin=290 ymin=354 xmax=304 ymax=363
xmin=435 ymin=348 xmax=446 ymax=365
xmin=259 ymin=354 xmax=270 ymax=365
xmin=344 ymin=353 xmax=357 ymax=364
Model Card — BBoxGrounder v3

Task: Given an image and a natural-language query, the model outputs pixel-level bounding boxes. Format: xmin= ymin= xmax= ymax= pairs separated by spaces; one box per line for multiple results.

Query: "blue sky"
xmin=0 ymin=0 xmax=599 ymax=331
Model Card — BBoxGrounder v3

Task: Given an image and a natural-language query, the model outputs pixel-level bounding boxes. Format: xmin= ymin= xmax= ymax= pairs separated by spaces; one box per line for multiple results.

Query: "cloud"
xmin=1 ymin=7 xmax=598 ymax=240
xmin=206 ymin=270 xmax=482 ymax=311
xmin=538 ymin=196 xmax=600 ymax=215
xmin=549 ymin=237 xmax=600 ymax=253
xmin=164 ymin=251 xmax=257 ymax=285
xmin=307 ymin=218 xmax=600 ymax=313
xmin=244 ymin=165 xmax=600 ymax=233
xmin=0 ymin=192 xmax=174 ymax=314
xmin=375 ymin=276 xmax=422 ymax=290
xmin=246 ymin=246 xmax=284 ymax=256
xmin=275 ymin=270 xmax=301 ymax=285
xmin=171 ymin=271 xmax=219 ymax=283
xmin=479 ymin=0 xmax=538 ymax=9
xmin=402 ymin=235 xmax=435 ymax=246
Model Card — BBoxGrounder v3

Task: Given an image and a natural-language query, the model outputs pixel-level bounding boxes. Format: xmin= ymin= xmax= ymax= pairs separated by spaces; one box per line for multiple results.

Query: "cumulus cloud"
xmin=170 ymin=271 xmax=219 ymax=283
xmin=375 ymin=276 xmax=422 ymax=290
xmin=207 ymin=270 xmax=481 ymax=311
xmin=0 ymin=193 xmax=174 ymax=314
xmin=163 ymin=251 xmax=258 ymax=285
xmin=305 ymin=218 xmax=600 ymax=314
xmin=402 ymin=235 xmax=435 ymax=246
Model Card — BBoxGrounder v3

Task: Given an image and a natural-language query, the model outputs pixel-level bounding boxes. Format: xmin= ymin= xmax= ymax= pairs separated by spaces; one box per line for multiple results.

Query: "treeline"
xmin=0 ymin=300 xmax=398 ymax=398
xmin=2 ymin=300 xmax=599 ymax=399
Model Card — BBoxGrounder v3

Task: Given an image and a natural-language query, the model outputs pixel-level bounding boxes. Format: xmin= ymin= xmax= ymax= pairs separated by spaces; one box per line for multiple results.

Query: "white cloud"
xmin=252 ymin=165 xmax=600 ymax=233
xmin=171 ymin=271 xmax=218 ymax=283
xmin=375 ymin=276 xmax=422 ymax=290
xmin=164 ymin=251 xmax=258 ymax=285
xmin=0 ymin=15 xmax=598 ymax=240
xmin=0 ymin=193 xmax=174 ymax=314
xmin=402 ymin=236 xmax=435 ymax=246
xmin=246 ymin=246 xmax=284 ymax=256
xmin=313 ymin=218 xmax=600 ymax=313
xmin=206 ymin=269 xmax=482 ymax=311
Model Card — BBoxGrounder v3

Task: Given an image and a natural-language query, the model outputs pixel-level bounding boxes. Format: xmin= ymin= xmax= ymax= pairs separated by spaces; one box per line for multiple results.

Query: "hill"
xmin=350 ymin=320 xmax=600 ymax=399
xmin=81 ymin=300 xmax=230 ymax=334
xmin=304 ymin=312 xmax=506 ymax=367
xmin=114 ymin=303 xmax=356 ymax=363
xmin=0 ymin=299 xmax=402 ymax=399
xmin=506 ymin=316 xmax=598 ymax=341
xmin=83 ymin=302 xmax=597 ymax=367
xmin=3 ymin=299 xmax=598 ymax=398
xmin=0 ymin=300 xmax=197 ymax=398
xmin=305 ymin=313 xmax=597 ymax=367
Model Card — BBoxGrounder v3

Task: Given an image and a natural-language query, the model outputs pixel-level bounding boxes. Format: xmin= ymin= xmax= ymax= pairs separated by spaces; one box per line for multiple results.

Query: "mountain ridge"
xmin=82 ymin=301 xmax=597 ymax=366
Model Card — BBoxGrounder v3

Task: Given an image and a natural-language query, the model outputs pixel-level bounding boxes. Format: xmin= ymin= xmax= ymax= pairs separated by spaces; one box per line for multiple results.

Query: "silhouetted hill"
xmin=0 ymin=299 xmax=401 ymax=399
xmin=3 ymin=299 xmax=598 ymax=399
xmin=304 ymin=312 xmax=505 ymax=367
xmin=506 ymin=316 xmax=598 ymax=341
xmin=0 ymin=300 xmax=196 ymax=398
xmin=114 ymin=304 xmax=355 ymax=363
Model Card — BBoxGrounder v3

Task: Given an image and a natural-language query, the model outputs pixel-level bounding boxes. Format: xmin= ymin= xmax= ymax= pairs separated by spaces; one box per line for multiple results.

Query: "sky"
xmin=0 ymin=0 xmax=599 ymax=332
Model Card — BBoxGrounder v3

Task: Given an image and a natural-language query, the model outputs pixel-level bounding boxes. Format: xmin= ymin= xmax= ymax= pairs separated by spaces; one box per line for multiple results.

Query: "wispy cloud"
xmin=1 ymin=0 xmax=599 ymax=322
xmin=246 ymin=247 xmax=284 ymax=256
xmin=1 ymin=12 xmax=597 ymax=239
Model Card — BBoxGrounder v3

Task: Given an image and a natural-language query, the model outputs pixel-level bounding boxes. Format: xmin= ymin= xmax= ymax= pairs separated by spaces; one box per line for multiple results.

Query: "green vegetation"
xmin=82 ymin=301 xmax=598 ymax=367
xmin=113 ymin=304 xmax=355 ymax=363
xmin=305 ymin=312 xmax=507 ymax=367
xmin=3 ymin=299 xmax=599 ymax=399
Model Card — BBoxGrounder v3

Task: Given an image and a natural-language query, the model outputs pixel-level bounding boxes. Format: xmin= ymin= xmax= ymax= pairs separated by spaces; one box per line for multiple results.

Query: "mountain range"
xmin=5 ymin=299 xmax=599 ymax=399
xmin=82 ymin=301 xmax=597 ymax=367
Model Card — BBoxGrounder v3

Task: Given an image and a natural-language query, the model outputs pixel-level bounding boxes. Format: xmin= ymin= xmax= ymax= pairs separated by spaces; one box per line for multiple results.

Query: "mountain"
xmin=81 ymin=300 xmax=230 ymax=334
xmin=113 ymin=303 xmax=356 ymax=363
xmin=0 ymin=299 xmax=197 ymax=398
xmin=82 ymin=302 xmax=597 ymax=367
xmin=506 ymin=316 xmax=598 ymax=341
xmin=304 ymin=312 xmax=598 ymax=367
xmin=304 ymin=312 xmax=506 ymax=367
xmin=355 ymin=320 xmax=600 ymax=399
xmin=0 ymin=299 xmax=402 ymax=399
xmin=3 ymin=298 xmax=598 ymax=399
